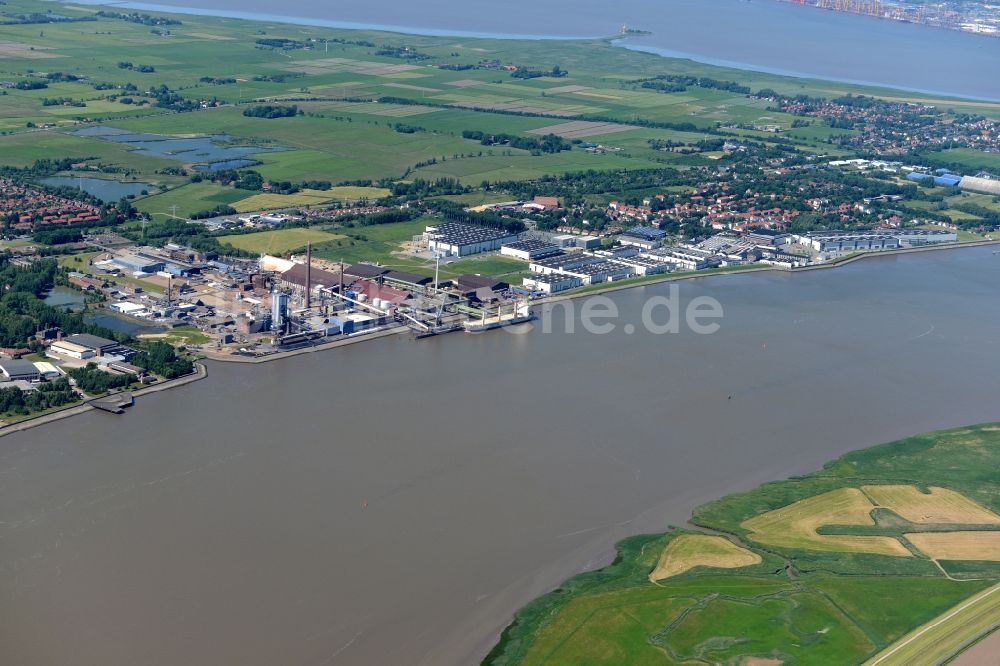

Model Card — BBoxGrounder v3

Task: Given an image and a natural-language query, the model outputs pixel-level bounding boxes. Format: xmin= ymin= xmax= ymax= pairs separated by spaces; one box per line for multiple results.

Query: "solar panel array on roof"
xmin=427 ymin=222 xmax=512 ymax=244
xmin=622 ymin=226 xmax=667 ymax=241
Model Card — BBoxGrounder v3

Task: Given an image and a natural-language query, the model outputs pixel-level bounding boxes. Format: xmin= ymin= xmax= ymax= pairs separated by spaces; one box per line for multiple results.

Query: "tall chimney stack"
xmin=305 ymin=241 xmax=312 ymax=310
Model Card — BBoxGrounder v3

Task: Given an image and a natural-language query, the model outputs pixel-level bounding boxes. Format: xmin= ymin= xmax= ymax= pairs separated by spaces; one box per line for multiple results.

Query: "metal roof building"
xmin=500 ymin=239 xmax=563 ymax=261
xmin=383 ymin=270 xmax=433 ymax=287
xmin=0 ymin=359 xmax=40 ymax=382
xmin=425 ymin=223 xmax=519 ymax=257
xmin=112 ymin=254 xmax=165 ymax=274
xmin=65 ymin=333 xmax=121 ymax=354
xmin=959 ymin=176 xmax=1000 ymax=196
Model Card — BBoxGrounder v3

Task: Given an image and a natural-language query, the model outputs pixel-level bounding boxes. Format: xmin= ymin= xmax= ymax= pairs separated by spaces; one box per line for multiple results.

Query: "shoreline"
xmin=0 ymin=360 xmax=208 ymax=438
xmin=4 ymin=239 xmax=995 ymax=438
xmin=540 ymin=238 xmax=1000 ymax=306
xmin=484 ymin=421 xmax=1000 ymax=664
xmin=51 ymin=0 xmax=1000 ymax=102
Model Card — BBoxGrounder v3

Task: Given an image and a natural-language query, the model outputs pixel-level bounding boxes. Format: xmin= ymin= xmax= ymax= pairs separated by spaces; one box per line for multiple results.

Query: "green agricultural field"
xmin=312 ymin=218 xmax=436 ymax=272
xmin=864 ymin=582 xmax=1000 ymax=666
xmin=218 ymin=228 xmax=346 ymax=254
xmin=926 ymin=148 xmax=1000 ymax=173
xmin=135 ymin=182 xmax=256 ymax=219
xmin=486 ymin=423 xmax=1000 ymax=665
xmin=3 ymin=0 xmax=995 ymax=199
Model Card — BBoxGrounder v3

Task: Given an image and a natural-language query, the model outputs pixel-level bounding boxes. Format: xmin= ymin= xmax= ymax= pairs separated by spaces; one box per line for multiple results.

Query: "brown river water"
xmin=3 ymin=246 xmax=1000 ymax=665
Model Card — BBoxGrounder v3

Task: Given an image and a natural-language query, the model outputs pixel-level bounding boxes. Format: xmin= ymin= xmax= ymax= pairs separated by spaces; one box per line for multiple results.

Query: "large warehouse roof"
xmin=959 ymin=176 xmax=1000 ymax=196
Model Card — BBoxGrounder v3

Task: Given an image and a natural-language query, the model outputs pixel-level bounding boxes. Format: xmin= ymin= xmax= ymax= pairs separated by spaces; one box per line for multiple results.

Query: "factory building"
xmin=500 ymin=239 xmax=563 ymax=261
xmin=280 ymin=263 xmax=344 ymax=292
xmin=794 ymin=233 xmax=900 ymax=252
xmin=593 ymin=245 xmax=640 ymax=260
xmin=890 ymin=229 xmax=958 ymax=245
xmin=383 ymin=270 xmax=433 ymax=288
xmin=618 ymin=226 xmax=667 ymax=250
xmin=351 ymin=281 xmax=412 ymax=306
xmin=110 ymin=302 xmax=149 ymax=317
xmin=112 ymin=254 xmax=165 ymax=274
xmin=560 ymin=261 xmax=634 ymax=285
xmin=0 ymin=359 xmax=41 ymax=382
xmin=906 ymin=172 xmax=963 ymax=187
xmin=612 ymin=255 xmax=672 ymax=276
xmin=271 ymin=291 xmax=289 ymax=332
xmin=551 ymin=234 xmax=601 ymax=250
xmin=425 ymin=223 xmax=519 ymax=257
xmin=529 ymin=253 xmax=601 ymax=275
xmin=522 ymin=273 xmax=583 ymax=294
xmin=793 ymin=229 xmax=955 ymax=252
xmin=48 ymin=340 xmax=95 ymax=360
xmin=345 ymin=263 xmax=390 ymax=280
xmin=65 ymin=334 xmax=127 ymax=357
xmin=33 ymin=361 xmax=63 ymax=381
xmin=641 ymin=247 xmax=721 ymax=271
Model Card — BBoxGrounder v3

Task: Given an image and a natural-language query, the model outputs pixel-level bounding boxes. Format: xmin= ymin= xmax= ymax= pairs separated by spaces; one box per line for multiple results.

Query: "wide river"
xmin=70 ymin=0 xmax=1000 ymax=100
xmin=4 ymin=246 xmax=1000 ymax=664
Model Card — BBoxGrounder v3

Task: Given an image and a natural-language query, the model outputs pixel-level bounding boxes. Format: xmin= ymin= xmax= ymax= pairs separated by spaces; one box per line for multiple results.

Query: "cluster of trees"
xmin=2 ymin=12 xmax=94 ymax=25
xmin=0 ymin=377 xmax=77 ymax=416
xmin=492 ymin=168 xmax=685 ymax=203
xmin=190 ymin=204 xmax=237 ymax=220
xmin=331 ymin=207 xmax=421 ymax=227
xmin=389 ymin=177 xmax=469 ymax=198
xmin=41 ymin=97 xmax=85 ymax=107
xmin=132 ymin=341 xmax=192 ymax=379
xmin=32 ymin=228 xmax=83 ymax=245
xmin=196 ymin=169 xmax=328 ymax=195
xmin=255 ymin=37 xmax=310 ymax=49
xmin=67 ymin=363 xmax=132 ymax=394
xmin=252 ymin=73 xmax=302 ymax=83
xmin=199 ymin=76 xmax=236 ymax=85
xmin=461 ymin=130 xmax=571 ymax=154
xmin=43 ymin=72 xmax=81 ymax=82
xmin=242 ymin=104 xmax=300 ymax=119
xmin=118 ymin=61 xmax=155 ymax=73
xmin=638 ymin=74 xmax=751 ymax=95
xmin=146 ymin=85 xmax=201 ymax=112
xmin=95 ymin=11 xmax=181 ymax=26
xmin=0 ymin=258 xmax=122 ymax=348
xmin=14 ymin=80 xmax=47 ymax=90
xmin=375 ymin=46 xmax=431 ymax=60
xmin=510 ymin=65 xmax=567 ymax=79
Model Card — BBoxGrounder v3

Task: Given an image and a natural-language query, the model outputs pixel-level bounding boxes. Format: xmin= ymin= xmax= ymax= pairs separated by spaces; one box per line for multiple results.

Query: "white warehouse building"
xmin=425 ymin=222 xmax=519 ymax=257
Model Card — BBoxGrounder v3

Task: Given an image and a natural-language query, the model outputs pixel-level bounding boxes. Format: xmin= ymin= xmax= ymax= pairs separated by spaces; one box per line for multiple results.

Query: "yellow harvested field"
xmin=906 ymin=531 xmax=1000 ymax=561
xmin=218 ymin=228 xmax=344 ymax=254
xmin=649 ymin=534 xmax=761 ymax=582
xmin=742 ymin=488 xmax=911 ymax=557
xmin=233 ymin=191 xmax=333 ymax=213
xmin=864 ymin=485 xmax=1000 ymax=525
